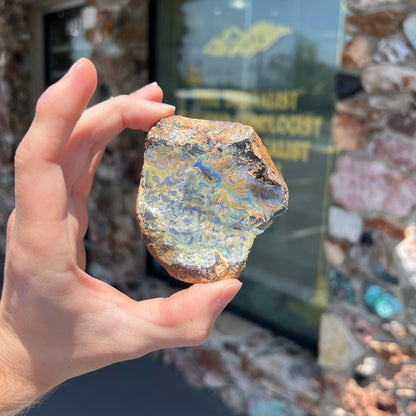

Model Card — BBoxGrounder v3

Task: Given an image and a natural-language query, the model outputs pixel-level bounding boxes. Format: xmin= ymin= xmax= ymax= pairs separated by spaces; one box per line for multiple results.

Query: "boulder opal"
xmin=136 ymin=116 xmax=288 ymax=283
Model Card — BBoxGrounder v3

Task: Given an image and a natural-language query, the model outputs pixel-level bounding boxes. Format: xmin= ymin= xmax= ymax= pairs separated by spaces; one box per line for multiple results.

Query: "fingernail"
xmin=136 ymin=81 xmax=158 ymax=94
xmin=217 ymin=281 xmax=242 ymax=308
xmin=151 ymin=101 xmax=176 ymax=111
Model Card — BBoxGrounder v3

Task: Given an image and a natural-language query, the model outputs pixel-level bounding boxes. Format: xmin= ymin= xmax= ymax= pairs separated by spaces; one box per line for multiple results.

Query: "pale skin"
xmin=0 ymin=58 xmax=242 ymax=415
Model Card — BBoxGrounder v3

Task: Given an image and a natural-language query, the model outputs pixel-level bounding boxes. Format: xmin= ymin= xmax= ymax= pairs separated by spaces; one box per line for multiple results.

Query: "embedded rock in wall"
xmin=330 ymin=155 xmax=416 ymax=218
xmin=342 ymin=379 xmax=402 ymax=416
xmin=364 ymin=216 xmax=405 ymax=240
xmin=403 ymin=13 xmax=416 ymax=52
xmin=342 ymin=37 xmax=372 ymax=68
xmin=324 ymin=239 xmax=348 ymax=267
xmin=403 ymin=287 xmax=416 ymax=335
xmin=335 ymin=95 xmax=371 ymax=120
xmin=388 ymin=112 xmax=416 ymax=137
xmin=319 ymin=313 xmax=364 ymax=370
xmin=368 ymin=132 xmax=416 ymax=172
xmin=328 ymin=4 xmax=416 ymax=416
xmin=329 ymin=206 xmax=363 ymax=243
xmin=374 ymin=37 xmax=413 ymax=64
xmin=331 ymin=112 xmax=367 ymax=150
xmin=395 ymin=226 xmax=416 ymax=276
xmin=394 ymin=364 xmax=416 ymax=389
xmin=366 ymin=339 xmax=416 ymax=364
xmin=368 ymin=93 xmax=413 ymax=111
xmin=362 ymin=64 xmax=416 ymax=93
xmin=345 ymin=11 xmax=405 ymax=37
xmin=346 ymin=0 xmax=408 ymax=11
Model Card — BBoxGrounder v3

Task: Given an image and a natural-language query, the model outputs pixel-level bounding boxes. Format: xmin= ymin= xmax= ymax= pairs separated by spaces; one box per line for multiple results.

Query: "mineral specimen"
xmin=345 ymin=11 xmax=405 ymax=37
xmin=342 ymin=36 xmax=372 ymax=68
xmin=136 ymin=116 xmax=288 ymax=283
xmin=329 ymin=155 xmax=416 ymax=218
xmin=363 ymin=283 xmax=402 ymax=319
xmin=362 ymin=65 xmax=416 ymax=94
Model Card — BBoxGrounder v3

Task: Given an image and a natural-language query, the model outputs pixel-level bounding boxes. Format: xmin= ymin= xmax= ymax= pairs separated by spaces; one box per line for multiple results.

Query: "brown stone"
xmin=324 ymin=239 xmax=349 ymax=267
xmin=137 ymin=116 xmax=288 ymax=283
xmin=240 ymin=353 xmax=265 ymax=379
xmin=367 ymin=339 xmax=416 ymax=364
xmin=364 ymin=216 xmax=405 ymax=240
xmin=377 ymin=375 xmax=395 ymax=390
xmin=381 ymin=321 xmax=408 ymax=340
xmin=335 ymin=94 xmax=371 ymax=120
xmin=342 ymin=37 xmax=372 ymax=68
xmin=345 ymin=11 xmax=405 ymax=37
xmin=362 ymin=65 xmax=416 ymax=94
xmin=342 ymin=380 xmax=401 ymax=416
xmin=197 ymin=348 xmax=226 ymax=374
xmin=394 ymin=364 xmax=416 ymax=389
xmin=335 ymin=95 xmax=383 ymax=123
xmin=332 ymin=112 xmax=367 ymax=150
xmin=388 ymin=112 xmax=416 ymax=137
xmin=408 ymin=401 xmax=416 ymax=415
xmin=116 ymin=11 xmax=147 ymax=42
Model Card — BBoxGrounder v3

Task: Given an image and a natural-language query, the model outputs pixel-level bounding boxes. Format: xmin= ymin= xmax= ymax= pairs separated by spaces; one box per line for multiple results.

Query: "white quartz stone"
xmin=318 ymin=313 xmax=364 ymax=370
xmin=329 ymin=206 xmax=363 ymax=243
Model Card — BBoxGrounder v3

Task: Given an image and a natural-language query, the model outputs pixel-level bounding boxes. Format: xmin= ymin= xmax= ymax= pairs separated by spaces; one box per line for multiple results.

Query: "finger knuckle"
xmin=156 ymin=297 xmax=175 ymax=327
xmin=14 ymin=142 xmax=31 ymax=170
xmin=35 ymin=85 xmax=59 ymax=115
xmin=185 ymin=322 xmax=212 ymax=346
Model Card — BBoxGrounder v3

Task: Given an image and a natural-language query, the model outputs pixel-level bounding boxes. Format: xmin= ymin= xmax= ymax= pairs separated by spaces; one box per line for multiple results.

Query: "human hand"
xmin=0 ymin=58 xmax=241 ymax=414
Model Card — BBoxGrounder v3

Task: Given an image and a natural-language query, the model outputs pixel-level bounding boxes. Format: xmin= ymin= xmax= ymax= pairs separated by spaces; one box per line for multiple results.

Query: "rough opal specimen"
xmin=136 ymin=116 xmax=288 ymax=283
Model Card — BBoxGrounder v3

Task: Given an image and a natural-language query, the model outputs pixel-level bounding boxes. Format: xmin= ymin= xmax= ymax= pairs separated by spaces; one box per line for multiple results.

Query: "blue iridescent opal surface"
xmin=137 ymin=116 xmax=288 ymax=283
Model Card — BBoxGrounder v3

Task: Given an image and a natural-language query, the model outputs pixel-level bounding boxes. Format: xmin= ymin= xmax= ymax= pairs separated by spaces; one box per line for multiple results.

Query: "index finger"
xmin=17 ymin=58 xmax=97 ymax=164
xmin=14 ymin=59 xmax=97 ymax=226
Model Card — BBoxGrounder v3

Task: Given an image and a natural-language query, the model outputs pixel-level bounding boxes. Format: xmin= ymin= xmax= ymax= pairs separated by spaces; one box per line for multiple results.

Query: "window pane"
xmin=155 ymin=0 xmax=343 ymax=344
xmin=44 ymin=7 xmax=93 ymax=86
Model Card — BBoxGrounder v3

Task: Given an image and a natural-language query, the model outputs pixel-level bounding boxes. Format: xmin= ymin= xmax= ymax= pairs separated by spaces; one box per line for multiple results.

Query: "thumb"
xmin=136 ymin=279 xmax=242 ymax=351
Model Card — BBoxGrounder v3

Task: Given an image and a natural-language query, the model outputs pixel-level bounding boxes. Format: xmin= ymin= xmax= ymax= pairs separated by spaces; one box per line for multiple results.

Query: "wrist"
xmin=0 ymin=319 xmax=50 ymax=415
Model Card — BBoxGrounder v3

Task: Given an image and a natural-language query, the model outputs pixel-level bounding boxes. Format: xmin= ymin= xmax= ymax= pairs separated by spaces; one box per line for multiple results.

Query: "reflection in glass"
xmin=44 ymin=7 xmax=93 ymax=86
xmin=155 ymin=0 xmax=343 ymax=345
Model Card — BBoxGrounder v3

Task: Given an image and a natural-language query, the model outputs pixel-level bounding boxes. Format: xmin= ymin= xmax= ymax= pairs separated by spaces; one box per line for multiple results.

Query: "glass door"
xmin=152 ymin=0 xmax=344 ymax=346
xmin=44 ymin=5 xmax=93 ymax=86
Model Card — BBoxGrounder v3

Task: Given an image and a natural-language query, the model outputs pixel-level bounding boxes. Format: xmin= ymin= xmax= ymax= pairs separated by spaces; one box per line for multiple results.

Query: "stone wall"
xmin=320 ymin=0 xmax=416 ymax=415
xmin=80 ymin=0 xmax=152 ymax=291
xmin=0 ymin=0 xmax=32 ymax=267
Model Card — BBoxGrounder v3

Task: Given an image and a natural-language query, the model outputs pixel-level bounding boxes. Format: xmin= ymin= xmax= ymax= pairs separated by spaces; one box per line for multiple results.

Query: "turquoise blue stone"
xmin=363 ymin=284 xmax=402 ymax=319
xmin=329 ymin=269 xmax=357 ymax=304
xmin=249 ymin=399 xmax=287 ymax=416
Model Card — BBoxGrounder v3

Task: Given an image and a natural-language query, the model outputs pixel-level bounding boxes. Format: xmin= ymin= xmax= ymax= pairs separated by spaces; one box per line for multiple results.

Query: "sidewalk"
xmin=27 ymin=355 xmax=235 ymax=416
